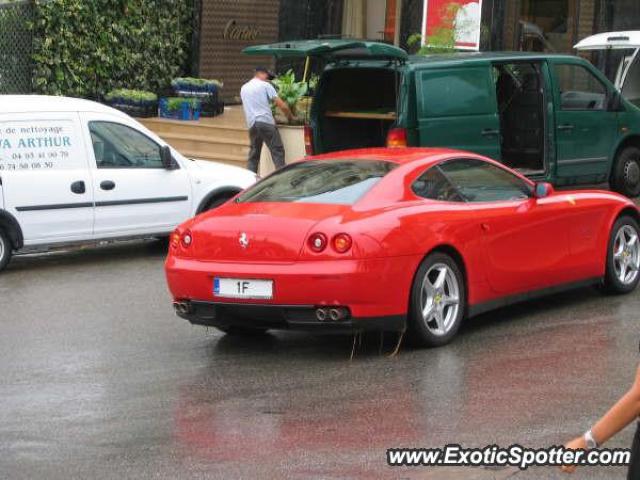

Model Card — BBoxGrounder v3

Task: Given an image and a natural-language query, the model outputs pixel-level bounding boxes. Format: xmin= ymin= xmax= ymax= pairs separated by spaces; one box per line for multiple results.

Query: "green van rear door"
xmin=243 ymin=40 xmax=408 ymax=61
xmin=415 ymin=66 xmax=501 ymax=159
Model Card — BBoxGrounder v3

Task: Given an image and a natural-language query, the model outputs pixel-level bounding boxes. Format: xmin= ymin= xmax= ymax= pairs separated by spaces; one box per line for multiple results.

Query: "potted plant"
xmin=271 ymin=69 xmax=308 ymax=125
xmin=171 ymin=77 xmax=223 ymax=96
xmin=171 ymin=77 xmax=224 ymax=117
xmin=159 ymin=97 xmax=202 ymax=121
xmin=104 ymin=89 xmax=158 ymax=118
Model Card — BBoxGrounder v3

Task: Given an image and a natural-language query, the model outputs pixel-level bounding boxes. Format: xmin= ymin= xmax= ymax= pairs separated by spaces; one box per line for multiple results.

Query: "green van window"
xmin=418 ymin=67 xmax=496 ymax=117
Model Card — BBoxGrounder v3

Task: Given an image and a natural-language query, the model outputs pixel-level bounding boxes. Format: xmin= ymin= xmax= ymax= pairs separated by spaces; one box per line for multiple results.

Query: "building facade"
xmin=196 ymin=0 xmax=640 ymax=100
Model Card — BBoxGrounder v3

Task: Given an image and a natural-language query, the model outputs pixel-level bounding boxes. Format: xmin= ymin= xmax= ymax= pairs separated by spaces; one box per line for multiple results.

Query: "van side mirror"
xmin=608 ymin=90 xmax=624 ymax=112
xmin=159 ymin=145 xmax=176 ymax=169
xmin=534 ymin=182 xmax=554 ymax=199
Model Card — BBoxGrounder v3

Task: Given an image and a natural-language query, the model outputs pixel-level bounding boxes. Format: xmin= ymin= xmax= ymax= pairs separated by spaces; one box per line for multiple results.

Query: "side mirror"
xmin=534 ymin=182 xmax=554 ymax=199
xmin=160 ymin=145 xmax=176 ymax=169
xmin=608 ymin=90 xmax=624 ymax=112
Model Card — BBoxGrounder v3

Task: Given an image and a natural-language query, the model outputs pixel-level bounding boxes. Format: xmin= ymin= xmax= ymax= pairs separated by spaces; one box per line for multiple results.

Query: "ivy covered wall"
xmin=31 ymin=0 xmax=196 ymax=99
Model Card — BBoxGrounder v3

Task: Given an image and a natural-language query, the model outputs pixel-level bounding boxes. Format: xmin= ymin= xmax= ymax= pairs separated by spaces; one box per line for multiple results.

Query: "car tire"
xmin=603 ymin=215 xmax=640 ymax=294
xmin=216 ymin=326 xmax=269 ymax=336
xmin=611 ymin=147 xmax=640 ymax=197
xmin=0 ymin=229 xmax=13 ymax=273
xmin=407 ymin=252 xmax=466 ymax=348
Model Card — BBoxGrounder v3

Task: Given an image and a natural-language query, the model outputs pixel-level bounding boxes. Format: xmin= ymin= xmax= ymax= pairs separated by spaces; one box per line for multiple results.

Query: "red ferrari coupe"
xmin=165 ymin=148 xmax=640 ymax=347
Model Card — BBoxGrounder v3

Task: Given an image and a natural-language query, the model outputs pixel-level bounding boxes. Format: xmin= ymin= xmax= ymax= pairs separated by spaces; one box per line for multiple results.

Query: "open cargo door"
xmin=243 ymin=39 xmax=408 ymax=62
xmin=575 ymin=31 xmax=640 ymax=97
xmin=244 ymin=40 xmax=408 ymax=155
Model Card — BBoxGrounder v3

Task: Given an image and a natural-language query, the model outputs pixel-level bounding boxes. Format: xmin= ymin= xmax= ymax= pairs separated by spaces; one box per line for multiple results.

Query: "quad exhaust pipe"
xmin=315 ymin=307 xmax=349 ymax=322
xmin=173 ymin=301 xmax=193 ymax=316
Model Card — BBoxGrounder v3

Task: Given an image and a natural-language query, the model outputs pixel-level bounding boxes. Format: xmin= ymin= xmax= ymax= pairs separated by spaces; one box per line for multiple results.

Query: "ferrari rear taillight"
xmin=304 ymin=124 xmax=314 ymax=156
xmin=181 ymin=229 xmax=193 ymax=248
xmin=332 ymin=233 xmax=352 ymax=254
xmin=386 ymin=127 xmax=407 ymax=148
xmin=308 ymin=232 xmax=327 ymax=252
xmin=307 ymin=232 xmax=353 ymax=255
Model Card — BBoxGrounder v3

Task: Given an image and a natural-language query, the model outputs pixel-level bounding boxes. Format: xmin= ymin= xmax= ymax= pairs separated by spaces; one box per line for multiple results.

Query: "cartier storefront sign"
xmin=223 ymin=20 xmax=261 ymax=41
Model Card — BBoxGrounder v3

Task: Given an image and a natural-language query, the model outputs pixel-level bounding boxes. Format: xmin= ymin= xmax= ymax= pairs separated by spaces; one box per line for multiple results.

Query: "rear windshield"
xmin=237 ymin=160 xmax=396 ymax=205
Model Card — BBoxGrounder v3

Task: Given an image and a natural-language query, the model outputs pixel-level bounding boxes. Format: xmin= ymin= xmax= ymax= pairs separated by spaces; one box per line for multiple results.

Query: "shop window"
xmin=342 ymin=0 xmax=400 ymax=44
xmin=518 ymin=0 xmax=575 ymax=53
xmin=553 ymin=64 xmax=607 ymax=111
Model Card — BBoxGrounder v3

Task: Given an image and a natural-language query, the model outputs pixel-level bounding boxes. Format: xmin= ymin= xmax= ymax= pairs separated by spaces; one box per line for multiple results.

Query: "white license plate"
xmin=214 ymin=277 xmax=273 ymax=300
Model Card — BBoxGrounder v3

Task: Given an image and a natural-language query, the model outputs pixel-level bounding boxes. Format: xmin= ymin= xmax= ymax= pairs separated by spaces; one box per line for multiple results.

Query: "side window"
xmin=412 ymin=166 xmax=464 ymax=202
xmin=89 ymin=121 xmax=164 ymax=169
xmin=553 ymin=64 xmax=608 ymax=111
xmin=622 ymin=57 xmax=640 ymax=108
xmin=439 ymin=159 xmax=531 ymax=203
xmin=418 ymin=66 xmax=495 ymax=117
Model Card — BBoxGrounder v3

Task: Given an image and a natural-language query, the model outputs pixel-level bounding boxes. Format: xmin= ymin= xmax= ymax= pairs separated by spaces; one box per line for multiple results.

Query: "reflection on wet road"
xmin=0 ymin=242 xmax=638 ymax=479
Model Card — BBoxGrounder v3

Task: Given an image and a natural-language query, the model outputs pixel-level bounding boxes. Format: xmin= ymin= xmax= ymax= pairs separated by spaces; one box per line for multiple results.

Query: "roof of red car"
xmin=307 ymin=147 xmax=468 ymax=165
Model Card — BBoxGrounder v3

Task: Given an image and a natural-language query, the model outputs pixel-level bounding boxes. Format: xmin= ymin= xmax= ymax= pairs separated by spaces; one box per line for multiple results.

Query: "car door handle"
xmin=481 ymin=128 xmax=500 ymax=137
xmin=100 ymin=180 xmax=116 ymax=191
xmin=70 ymin=181 xmax=86 ymax=194
xmin=557 ymin=124 xmax=575 ymax=131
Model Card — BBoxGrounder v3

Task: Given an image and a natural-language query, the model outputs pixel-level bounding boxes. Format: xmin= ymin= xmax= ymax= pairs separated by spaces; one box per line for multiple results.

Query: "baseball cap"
xmin=255 ymin=66 xmax=275 ymax=80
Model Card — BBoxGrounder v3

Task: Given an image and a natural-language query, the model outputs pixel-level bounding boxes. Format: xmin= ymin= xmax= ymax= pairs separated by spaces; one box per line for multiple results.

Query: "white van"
xmin=575 ymin=31 xmax=640 ymax=107
xmin=0 ymin=95 xmax=257 ymax=272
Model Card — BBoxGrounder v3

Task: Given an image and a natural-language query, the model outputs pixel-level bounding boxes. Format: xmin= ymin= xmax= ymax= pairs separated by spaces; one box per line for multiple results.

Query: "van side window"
xmin=89 ymin=122 xmax=164 ymax=169
xmin=439 ymin=159 xmax=531 ymax=203
xmin=412 ymin=166 xmax=464 ymax=202
xmin=553 ymin=64 xmax=607 ymax=111
xmin=418 ymin=67 xmax=495 ymax=117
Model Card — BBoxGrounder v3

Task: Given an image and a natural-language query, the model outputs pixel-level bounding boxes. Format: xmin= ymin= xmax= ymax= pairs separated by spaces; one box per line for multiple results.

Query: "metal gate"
xmin=0 ymin=1 xmax=34 ymax=94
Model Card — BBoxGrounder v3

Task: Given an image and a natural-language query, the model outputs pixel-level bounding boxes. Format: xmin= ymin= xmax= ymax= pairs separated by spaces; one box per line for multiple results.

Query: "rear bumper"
xmin=174 ymin=301 xmax=405 ymax=333
xmin=165 ymin=255 xmax=420 ymax=332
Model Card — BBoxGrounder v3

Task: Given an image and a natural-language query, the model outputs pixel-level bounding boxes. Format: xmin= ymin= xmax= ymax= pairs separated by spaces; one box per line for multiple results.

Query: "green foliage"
xmin=172 ymin=77 xmax=223 ymax=89
xmin=272 ymin=69 xmax=308 ymax=123
xmin=104 ymin=88 xmax=157 ymax=104
xmin=165 ymin=96 xmax=200 ymax=112
xmin=30 ymin=0 xmax=194 ymax=99
xmin=408 ymin=2 xmax=460 ymax=55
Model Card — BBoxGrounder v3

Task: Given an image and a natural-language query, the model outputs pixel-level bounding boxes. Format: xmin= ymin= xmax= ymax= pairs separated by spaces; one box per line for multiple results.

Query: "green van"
xmin=245 ymin=40 xmax=640 ymax=197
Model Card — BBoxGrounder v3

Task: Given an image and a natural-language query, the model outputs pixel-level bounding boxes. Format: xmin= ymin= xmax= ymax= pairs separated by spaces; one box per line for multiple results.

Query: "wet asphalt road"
xmin=1 ymin=241 xmax=639 ymax=480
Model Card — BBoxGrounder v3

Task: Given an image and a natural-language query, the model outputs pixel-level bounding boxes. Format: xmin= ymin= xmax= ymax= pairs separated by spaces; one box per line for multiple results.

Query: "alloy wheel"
xmin=420 ymin=263 xmax=461 ymax=336
xmin=613 ymin=225 xmax=640 ymax=286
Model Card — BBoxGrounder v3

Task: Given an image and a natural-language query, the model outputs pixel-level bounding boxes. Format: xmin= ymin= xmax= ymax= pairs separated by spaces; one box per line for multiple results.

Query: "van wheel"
xmin=204 ymin=192 xmax=237 ymax=212
xmin=407 ymin=252 xmax=466 ymax=348
xmin=0 ymin=229 xmax=13 ymax=273
xmin=604 ymin=215 xmax=640 ymax=294
xmin=611 ymin=147 xmax=640 ymax=197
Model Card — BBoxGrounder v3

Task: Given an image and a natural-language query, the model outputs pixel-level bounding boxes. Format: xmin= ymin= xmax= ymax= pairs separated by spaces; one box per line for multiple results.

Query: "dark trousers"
xmin=247 ymin=122 xmax=285 ymax=174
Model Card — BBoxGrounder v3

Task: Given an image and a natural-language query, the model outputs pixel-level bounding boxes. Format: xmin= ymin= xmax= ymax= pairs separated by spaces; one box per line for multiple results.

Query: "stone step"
xmin=139 ymin=117 xmax=249 ymax=144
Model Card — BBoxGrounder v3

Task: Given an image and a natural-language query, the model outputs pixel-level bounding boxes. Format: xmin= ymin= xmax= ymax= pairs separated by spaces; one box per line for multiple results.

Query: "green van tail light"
xmin=387 ymin=128 xmax=407 ymax=148
xmin=304 ymin=124 xmax=314 ymax=156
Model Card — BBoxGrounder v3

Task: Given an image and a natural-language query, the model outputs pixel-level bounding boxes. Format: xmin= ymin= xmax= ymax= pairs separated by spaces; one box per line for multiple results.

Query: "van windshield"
xmin=237 ymin=160 xmax=396 ymax=205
